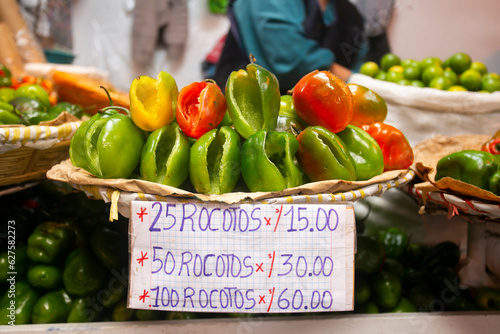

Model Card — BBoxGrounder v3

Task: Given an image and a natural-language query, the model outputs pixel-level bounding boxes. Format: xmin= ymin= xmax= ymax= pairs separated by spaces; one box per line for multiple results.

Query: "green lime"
xmin=470 ymin=61 xmax=488 ymax=75
xmin=486 ymin=72 xmax=500 ymax=80
xmin=360 ymin=61 xmax=380 ymax=77
xmin=397 ymin=79 xmax=412 ymax=86
xmin=375 ymin=70 xmax=387 ymax=81
xmin=459 ymin=69 xmax=482 ymax=91
xmin=429 ymin=76 xmax=452 ymax=90
xmin=481 ymin=74 xmax=500 ymax=92
xmin=388 ymin=65 xmax=404 ymax=74
xmin=419 ymin=57 xmax=442 ymax=72
xmin=401 ymin=58 xmax=419 ymax=69
xmin=410 ymin=80 xmax=425 ymax=88
xmin=443 ymin=67 xmax=458 ymax=85
xmin=422 ymin=65 xmax=444 ymax=86
xmin=447 ymin=85 xmax=468 ymax=92
xmin=449 ymin=52 xmax=472 ymax=74
xmin=443 ymin=57 xmax=451 ymax=69
xmin=380 ymin=53 xmax=401 ymax=72
xmin=386 ymin=71 xmax=404 ymax=83
xmin=403 ymin=65 xmax=421 ymax=80
xmin=478 ymin=90 xmax=490 ymax=93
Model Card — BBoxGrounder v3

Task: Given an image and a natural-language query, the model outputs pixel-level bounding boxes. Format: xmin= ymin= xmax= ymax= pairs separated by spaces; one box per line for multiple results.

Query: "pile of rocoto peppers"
xmin=70 ymin=58 xmax=414 ymax=195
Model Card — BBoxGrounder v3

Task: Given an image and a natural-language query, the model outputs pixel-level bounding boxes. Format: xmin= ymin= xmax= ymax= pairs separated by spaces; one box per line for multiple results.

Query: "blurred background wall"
xmin=68 ymin=0 xmax=499 ymax=91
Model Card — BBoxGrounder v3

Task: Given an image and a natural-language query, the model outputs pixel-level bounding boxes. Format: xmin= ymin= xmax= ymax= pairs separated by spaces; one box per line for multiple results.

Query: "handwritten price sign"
xmin=128 ymin=201 xmax=355 ymax=313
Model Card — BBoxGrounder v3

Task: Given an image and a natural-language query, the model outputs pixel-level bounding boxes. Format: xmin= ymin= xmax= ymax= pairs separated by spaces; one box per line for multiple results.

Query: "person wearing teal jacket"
xmin=212 ymin=0 xmax=371 ymax=93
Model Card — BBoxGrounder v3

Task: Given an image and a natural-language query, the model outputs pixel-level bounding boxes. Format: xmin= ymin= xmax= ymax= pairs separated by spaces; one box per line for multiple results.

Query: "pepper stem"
xmin=249 ymin=54 xmax=257 ymax=64
xmin=100 ymin=86 xmax=114 ymax=106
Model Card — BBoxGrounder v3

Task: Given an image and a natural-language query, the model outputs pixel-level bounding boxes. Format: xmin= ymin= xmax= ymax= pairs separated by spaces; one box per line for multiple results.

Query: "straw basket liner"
xmin=0 ymin=113 xmax=81 ymax=187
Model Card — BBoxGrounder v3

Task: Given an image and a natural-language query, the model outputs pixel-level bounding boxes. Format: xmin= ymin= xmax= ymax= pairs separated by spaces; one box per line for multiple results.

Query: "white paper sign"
xmin=128 ymin=201 xmax=355 ymax=313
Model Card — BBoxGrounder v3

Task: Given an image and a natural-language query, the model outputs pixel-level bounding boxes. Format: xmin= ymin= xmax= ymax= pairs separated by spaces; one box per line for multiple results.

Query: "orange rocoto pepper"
xmin=482 ymin=131 xmax=500 ymax=155
xmin=361 ymin=122 xmax=414 ymax=171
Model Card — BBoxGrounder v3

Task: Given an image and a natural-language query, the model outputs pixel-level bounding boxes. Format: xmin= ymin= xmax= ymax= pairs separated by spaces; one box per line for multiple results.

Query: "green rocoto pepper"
xmin=337 ymin=125 xmax=384 ymax=181
xmin=378 ymin=227 xmax=409 ymax=261
xmin=84 ymin=108 xmax=146 ymax=179
xmin=90 ymin=226 xmax=128 ymax=270
xmin=225 ymin=58 xmax=280 ymax=139
xmin=190 ymin=126 xmax=241 ymax=194
xmin=354 ymin=272 xmax=371 ymax=304
xmin=276 ymin=95 xmax=306 ymax=134
xmin=63 ymin=248 xmax=106 ymax=296
xmin=67 ymin=297 xmax=101 ymax=323
xmin=370 ymin=270 xmax=402 ymax=309
xmin=70 ymin=109 xmax=116 ymax=171
xmin=15 ymin=84 xmax=51 ymax=109
xmin=355 ymin=235 xmax=385 ymax=275
xmin=140 ymin=122 xmax=190 ymax=187
xmin=27 ymin=264 xmax=63 ymax=290
xmin=49 ymin=101 xmax=84 ymax=118
xmin=0 ymin=87 xmax=16 ymax=102
xmin=0 ymin=245 xmax=29 ymax=283
xmin=435 ymin=150 xmax=500 ymax=195
xmin=27 ymin=222 xmax=75 ymax=265
xmin=0 ymin=100 xmax=20 ymax=124
xmin=241 ymin=130 xmax=303 ymax=192
xmin=101 ymin=277 xmax=127 ymax=309
xmin=112 ymin=299 xmax=136 ymax=321
xmin=31 ymin=288 xmax=73 ymax=324
xmin=296 ymin=126 xmax=357 ymax=182
xmin=135 ymin=309 xmax=164 ymax=321
xmin=355 ymin=300 xmax=379 ymax=314
xmin=0 ymin=280 xmax=40 ymax=325
xmin=387 ymin=297 xmax=417 ymax=313
xmin=8 ymin=96 xmax=50 ymax=125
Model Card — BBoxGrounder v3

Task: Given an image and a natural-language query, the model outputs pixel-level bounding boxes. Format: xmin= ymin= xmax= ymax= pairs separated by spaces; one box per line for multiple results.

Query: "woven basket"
xmin=0 ymin=113 xmax=81 ymax=188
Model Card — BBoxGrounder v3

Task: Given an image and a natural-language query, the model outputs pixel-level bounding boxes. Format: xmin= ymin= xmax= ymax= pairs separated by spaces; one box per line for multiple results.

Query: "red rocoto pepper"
xmin=176 ymin=80 xmax=227 ymax=139
xmin=361 ymin=122 xmax=414 ymax=171
xmin=482 ymin=131 xmax=500 ymax=155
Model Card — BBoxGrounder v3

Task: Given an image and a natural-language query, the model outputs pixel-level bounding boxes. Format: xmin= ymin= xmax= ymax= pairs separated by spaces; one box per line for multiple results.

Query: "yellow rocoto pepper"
xmin=129 ymin=71 xmax=178 ymax=132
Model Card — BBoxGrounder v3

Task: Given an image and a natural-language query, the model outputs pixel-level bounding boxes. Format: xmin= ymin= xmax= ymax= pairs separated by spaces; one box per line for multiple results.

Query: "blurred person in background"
xmin=209 ymin=0 xmax=393 ymax=93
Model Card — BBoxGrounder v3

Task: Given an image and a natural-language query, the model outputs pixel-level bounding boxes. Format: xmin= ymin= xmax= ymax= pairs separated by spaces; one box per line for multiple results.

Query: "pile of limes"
xmin=360 ymin=52 xmax=500 ymax=92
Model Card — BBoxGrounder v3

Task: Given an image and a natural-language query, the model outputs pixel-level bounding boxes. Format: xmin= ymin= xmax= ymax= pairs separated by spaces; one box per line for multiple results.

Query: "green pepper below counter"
xmin=0 ymin=280 xmax=40 ymax=325
xmin=370 ymin=270 xmax=402 ymax=309
xmin=26 ymin=222 xmax=75 ymax=265
xmin=63 ymin=248 xmax=106 ymax=297
xmin=31 ymin=288 xmax=73 ymax=324
xmin=27 ymin=264 xmax=63 ymax=290
xmin=67 ymin=297 xmax=102 ymax=323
